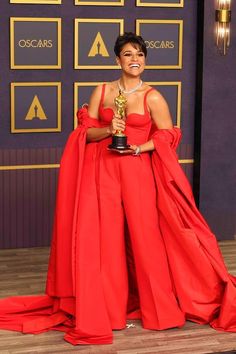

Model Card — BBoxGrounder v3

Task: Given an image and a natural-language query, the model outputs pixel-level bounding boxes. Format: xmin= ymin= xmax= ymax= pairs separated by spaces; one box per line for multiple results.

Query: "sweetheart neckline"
xmin=100 ymin=105 xmax=148 ymax=118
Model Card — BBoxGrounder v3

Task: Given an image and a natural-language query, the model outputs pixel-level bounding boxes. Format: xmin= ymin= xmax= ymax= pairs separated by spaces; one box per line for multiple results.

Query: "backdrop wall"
xmin=2 ymin=0 xmax=233 ymax=248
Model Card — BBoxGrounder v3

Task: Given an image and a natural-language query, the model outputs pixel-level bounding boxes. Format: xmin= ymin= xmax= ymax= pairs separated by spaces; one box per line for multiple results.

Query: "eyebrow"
xmin=122 ymin=50 xmax=143 ymax=54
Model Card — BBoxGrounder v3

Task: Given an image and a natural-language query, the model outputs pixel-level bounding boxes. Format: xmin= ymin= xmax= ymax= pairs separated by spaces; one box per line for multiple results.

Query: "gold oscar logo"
xmin=18 ymin=39 xmax=53 ymax=48
xmin=145 ymin=40 xmax=175 ymax=49
xmin=25 ymin=95 xmax=47 ymax=120
xmin=88 ymin=32 xmax=109 ymax=57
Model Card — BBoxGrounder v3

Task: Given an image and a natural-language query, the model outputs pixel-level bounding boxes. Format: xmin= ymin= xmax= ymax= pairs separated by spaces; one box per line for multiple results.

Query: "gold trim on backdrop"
xmin=179 ymin=159 xmax=194 ymax=164
xmin=10 ymin=0 xmax=61 ymax=3
xmin=0 ymin=164 xmax=60 ymax=171
xmin=10 ymin=17 xmax=62 ymax=69
xmin=11 ymin=82 xmax=62 ymax=133
xmin=0 ymin=159 xmax=193 ymax=171
xmin=146 ymin=81 xmax=181 ymax=128
xmin=74 ymin=82 xmax=103 ymax=128
xmin=136 ymin=0 xmax=184 ymax=7
xmin=75 ymin=0 xmax=124 ymax=5
xmin=136 ymin=19 xmax=183 ymax=69
xmin=74 ymin=19 xmax=124 ymax=69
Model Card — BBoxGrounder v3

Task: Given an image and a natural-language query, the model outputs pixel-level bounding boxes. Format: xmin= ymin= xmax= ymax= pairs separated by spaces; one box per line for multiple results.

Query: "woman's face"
xmin=116 ymin=42 xmax=146 ymax=77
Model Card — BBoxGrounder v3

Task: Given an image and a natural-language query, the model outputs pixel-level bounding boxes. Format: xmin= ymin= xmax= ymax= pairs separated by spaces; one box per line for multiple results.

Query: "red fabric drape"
xmin=0 ymin=108 xmax=236 ymax=345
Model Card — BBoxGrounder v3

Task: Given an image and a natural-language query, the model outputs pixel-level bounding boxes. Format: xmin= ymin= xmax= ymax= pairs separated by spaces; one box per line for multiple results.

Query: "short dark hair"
xmin=114 ymin=32 xmax=147 ymax=58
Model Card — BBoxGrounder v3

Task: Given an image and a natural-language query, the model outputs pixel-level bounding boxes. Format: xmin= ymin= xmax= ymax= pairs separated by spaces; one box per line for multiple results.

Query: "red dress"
xmin=0 ymin=84 xmax=236 ymax=345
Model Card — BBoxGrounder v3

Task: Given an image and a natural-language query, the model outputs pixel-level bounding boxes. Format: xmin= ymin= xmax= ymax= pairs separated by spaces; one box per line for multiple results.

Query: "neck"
xmin=119 ymin=76 xmax=141 ymax=91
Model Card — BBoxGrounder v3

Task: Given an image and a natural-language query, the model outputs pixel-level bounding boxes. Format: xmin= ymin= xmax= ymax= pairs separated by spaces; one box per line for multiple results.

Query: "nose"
xmin=131 ymin=53 xmax=138 ymax=60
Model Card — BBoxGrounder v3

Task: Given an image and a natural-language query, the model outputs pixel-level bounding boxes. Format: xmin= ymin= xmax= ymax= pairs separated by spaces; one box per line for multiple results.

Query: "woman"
xmin=70 ymin=32 xmax=185 ymax=334
xmin=0 ymin=32 xmax=236 ymax=346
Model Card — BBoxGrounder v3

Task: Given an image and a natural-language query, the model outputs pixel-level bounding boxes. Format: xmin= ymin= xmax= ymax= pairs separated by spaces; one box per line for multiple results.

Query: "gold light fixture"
xmin=215 ymin=0 xmax=232 ymax=55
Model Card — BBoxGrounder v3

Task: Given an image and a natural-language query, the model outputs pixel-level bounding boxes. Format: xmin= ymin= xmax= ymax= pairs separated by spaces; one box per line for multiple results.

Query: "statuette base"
xmin=108 ymin=135 xmax=130 ymax=150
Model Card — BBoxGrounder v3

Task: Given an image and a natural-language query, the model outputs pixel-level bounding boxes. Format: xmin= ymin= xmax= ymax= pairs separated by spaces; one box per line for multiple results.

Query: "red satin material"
xmin=0 ymin=106 xmax=236 ymax=345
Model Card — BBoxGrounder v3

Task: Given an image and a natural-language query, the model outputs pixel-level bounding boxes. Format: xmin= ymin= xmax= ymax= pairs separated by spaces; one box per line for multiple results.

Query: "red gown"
xmin=0 ymin=84 xmax=236 ymax=345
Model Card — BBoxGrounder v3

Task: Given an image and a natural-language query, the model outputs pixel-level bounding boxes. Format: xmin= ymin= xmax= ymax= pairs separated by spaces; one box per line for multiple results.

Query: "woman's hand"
xmin=110 ymin=115 xmax=126 ymax=134
xmin=129 ymin=145 xmax=138 ymax=153
xmin=114 ymin=145 xmax=140 ymax=155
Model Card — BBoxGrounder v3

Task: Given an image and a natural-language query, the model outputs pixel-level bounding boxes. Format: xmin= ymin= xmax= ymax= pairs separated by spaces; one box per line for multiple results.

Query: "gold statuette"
xmin=108 ymin=90 xmax=130 ymax=150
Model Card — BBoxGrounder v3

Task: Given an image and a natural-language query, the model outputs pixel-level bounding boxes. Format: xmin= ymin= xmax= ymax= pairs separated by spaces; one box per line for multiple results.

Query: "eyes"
xmin=122 ymin=52 xmax=145 ymax=58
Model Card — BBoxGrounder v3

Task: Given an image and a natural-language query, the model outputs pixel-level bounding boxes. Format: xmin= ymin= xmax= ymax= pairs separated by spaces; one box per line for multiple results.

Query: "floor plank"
xmin=0 ymin=242 xmax=236 ymax=354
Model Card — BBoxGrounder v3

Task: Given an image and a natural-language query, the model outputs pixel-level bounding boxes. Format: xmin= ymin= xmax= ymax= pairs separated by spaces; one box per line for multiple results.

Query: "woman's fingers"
xmin=113 ymin=114 xmax=121 ymax=119
xmin=112 ymin=117 xmax=126 ymax=132
xmin=129 ymin=145 xmax=137 ymax=152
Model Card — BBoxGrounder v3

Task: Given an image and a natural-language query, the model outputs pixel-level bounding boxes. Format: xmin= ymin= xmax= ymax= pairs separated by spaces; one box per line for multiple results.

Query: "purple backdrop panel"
xmin=136 ymin=0 xmax=183 ymax=5
xmin=11 ymin=83 xmax=61 ymax=133
xmin=75 ymin=0 xmax=123 ymax=5
xmin=11 ymin=18 xmax=61 ymax=68
xmin=136 ymin=20 xmax=183 ymax=68
xmin=199 ymin=1 xmax=236 ymax=240
xmin=75 ymin=19 xmax=123 ymax=69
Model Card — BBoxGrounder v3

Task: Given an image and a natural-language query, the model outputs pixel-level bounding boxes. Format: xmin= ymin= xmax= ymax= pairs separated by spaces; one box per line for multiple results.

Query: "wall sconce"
xmin=215 ymin=0 xmax=232 ymax=55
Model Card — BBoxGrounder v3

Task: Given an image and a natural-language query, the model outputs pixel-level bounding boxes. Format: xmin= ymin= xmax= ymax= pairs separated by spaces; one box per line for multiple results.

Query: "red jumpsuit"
xmin=77 ymin=84 xmax=185 ymax=332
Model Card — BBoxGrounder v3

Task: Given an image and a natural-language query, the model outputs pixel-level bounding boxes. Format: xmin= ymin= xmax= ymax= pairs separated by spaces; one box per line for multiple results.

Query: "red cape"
xmin=0 ymin=107 xmax=236 ymax=345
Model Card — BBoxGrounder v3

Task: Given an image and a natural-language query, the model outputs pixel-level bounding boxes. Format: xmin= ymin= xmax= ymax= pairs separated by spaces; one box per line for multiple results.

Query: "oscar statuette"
xmin=108 ymin=90 xmax=131 ymax=151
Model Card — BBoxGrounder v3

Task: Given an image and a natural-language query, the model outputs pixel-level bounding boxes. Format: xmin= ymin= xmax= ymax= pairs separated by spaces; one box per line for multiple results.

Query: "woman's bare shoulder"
xmin=145 ymin=86 xmax=168 ymax=106
xmin=144 ymin=85 xmax=173 ymax=128
xmin=104 ymin=81 xmax=118 ymax=93
xmin=92 ymin=81 xmax=118 ymax=96
xmin=140 ymin=83 xmax=160 ymax=96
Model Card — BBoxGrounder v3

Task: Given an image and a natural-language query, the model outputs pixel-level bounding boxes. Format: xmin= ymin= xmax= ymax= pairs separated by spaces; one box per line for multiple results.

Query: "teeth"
xmin=130 ymin=64 xmax=140 ymax=68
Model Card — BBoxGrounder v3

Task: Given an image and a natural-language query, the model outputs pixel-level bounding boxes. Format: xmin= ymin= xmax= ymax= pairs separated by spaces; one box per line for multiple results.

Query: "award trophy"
xmin=108 ymin=90 xmax=131 ymax=151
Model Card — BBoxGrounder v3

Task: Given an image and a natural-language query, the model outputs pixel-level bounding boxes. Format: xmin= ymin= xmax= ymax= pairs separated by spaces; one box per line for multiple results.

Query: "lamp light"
xmin=215 ymin=0 xmax=232 ymax=55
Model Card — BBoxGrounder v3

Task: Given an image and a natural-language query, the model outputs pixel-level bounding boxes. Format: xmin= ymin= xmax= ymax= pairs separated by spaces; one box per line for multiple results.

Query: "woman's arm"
xmin=130 ymin=90 xmax=173 ymax=154
xmin=86 ymin=85 xmax=110 ymax=142
xmin=86 ymin=85 xmax=125 ymax=142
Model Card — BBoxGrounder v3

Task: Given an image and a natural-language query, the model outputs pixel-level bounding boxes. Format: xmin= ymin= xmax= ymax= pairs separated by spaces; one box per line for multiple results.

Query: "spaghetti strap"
xmin=144 ymin=87 xmax=154 ymax=114
xmin=99 ymin=83 xmax=106 ymax=109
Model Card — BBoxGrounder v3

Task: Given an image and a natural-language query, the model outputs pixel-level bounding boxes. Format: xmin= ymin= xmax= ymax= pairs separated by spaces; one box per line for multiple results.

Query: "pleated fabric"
xmin=0 ymin=90 xmax=236 ymax=345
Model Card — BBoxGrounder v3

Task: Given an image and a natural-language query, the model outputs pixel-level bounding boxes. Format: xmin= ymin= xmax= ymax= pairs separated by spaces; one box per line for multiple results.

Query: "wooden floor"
xmin=0 ymin=241 xmax=236 ymax=354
